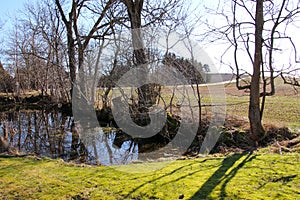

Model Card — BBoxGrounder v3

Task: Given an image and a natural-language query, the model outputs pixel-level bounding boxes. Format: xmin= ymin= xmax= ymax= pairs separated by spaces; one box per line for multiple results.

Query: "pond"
xmin=0 ymin=109 xmax=139 ymax=165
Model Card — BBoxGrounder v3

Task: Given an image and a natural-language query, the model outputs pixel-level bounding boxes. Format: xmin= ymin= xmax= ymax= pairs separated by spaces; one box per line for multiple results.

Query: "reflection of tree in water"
xmin=0 ymin=110 xmax=72 ymax=157
xmin=70 ymin=120 xmax=88 ymax=162
xmin=0 ymin=110 xmax=138 ymax=165
xmin=78 ymin=127 xmax=138 ymax=165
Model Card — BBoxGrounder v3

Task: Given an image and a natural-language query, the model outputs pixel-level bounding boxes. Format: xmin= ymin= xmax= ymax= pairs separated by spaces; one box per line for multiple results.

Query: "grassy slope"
xmin=158 ymin=78 xmax=300 ymax=130
xmin=201 ymin=79 xmax=300 ymax=130
xmin=225 ymin=95 xmax=300 ymax=129
xmin=225 ymin=78 xmax=300 ymax=129
xmin=0 ymin=152 xmax=299 ymax=200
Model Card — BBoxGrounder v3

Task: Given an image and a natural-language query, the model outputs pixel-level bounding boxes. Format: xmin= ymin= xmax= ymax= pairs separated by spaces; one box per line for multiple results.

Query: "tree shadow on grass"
xmin=124 ymin=159 xmax=210 ymax=199
xmin=190 ymin=152 xmax=256 ymax=200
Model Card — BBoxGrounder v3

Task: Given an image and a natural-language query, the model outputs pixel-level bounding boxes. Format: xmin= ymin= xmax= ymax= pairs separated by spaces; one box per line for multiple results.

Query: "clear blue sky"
xmin=0 ymin=0 xmax=28 ymax=15
xmin=0 ymin=0 xmax=32 ymax=30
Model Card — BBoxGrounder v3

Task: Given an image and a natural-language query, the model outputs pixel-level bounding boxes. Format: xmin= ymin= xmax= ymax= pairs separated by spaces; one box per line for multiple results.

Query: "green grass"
xmin=0 ymin=152 xmax=299 ymax=199
xmin=149 ymin=82 xmax=300 ymax=130
xmin=225 ymin=95 xmax=300 ymax=129
xmin=158 ymin=86 xmax=300 ymax=130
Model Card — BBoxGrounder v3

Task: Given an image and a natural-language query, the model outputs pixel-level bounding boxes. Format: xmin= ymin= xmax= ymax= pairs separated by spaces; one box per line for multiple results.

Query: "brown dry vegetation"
xmin=159 ymin=78 xmax=300 ymax=154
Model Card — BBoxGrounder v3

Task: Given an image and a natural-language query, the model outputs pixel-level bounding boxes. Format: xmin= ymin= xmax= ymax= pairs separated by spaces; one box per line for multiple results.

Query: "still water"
xmin=0 ymin=110 xmax=138 ymax=165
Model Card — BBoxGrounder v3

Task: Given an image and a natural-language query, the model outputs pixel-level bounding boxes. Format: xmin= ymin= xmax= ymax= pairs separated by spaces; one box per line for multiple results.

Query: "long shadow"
xmin=219 ymin=153 xmax=256 ymax=199
xmin=124 ymin=159 xmax=209 ymax=199
xmin=190 ymin=152 xmax=256 ymax=200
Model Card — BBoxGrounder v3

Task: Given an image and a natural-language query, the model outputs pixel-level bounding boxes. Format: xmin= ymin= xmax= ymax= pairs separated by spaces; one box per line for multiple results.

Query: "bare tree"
xmin=120 ymin=0 xmax=186 ymax=112
xmin=5 ymin=1 xmax=71 ymax=102
xmin=204 ymin=0 xmax=300 ymax=143
xmin=54 ymin=0 xmax=119 ymax=99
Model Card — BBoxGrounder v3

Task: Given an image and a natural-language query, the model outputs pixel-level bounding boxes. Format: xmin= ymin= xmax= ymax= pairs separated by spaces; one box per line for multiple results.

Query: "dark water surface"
xmin=0 ymin=109 xmax=138 ymax=165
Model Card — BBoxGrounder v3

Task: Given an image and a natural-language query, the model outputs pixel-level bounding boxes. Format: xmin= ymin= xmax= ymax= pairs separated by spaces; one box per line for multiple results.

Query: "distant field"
xmin=225 ymin=95 xmax=300 ymax=130
xmin=157 ymin=78 xmax=300 ymax=131
xmin=223 ymin=79 xmax=300 ymax=130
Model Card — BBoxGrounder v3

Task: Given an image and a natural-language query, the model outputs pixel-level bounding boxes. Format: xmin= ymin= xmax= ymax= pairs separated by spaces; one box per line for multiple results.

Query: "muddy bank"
xmin=0 ymin=95 xmax=72 ymax=114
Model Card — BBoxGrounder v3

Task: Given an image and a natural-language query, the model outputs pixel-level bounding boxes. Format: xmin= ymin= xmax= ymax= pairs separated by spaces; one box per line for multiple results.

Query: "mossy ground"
xmin=0 ymin=152 xmax=299 ymax=199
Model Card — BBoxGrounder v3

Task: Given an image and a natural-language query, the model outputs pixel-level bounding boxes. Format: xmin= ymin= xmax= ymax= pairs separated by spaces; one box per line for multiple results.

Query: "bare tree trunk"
xmin=55 ymin=0 xmax=85 ymax=99
xmin=249 ymin=0 xmax=265 ymax=143
xmin=67 ymin=32 xmax=77 ymax=98
xmin=196 ymin=82 xmax=202 ymax=129
xmin=90 ymin=40 xmax=106 ymax=105
xmin=122 ymin=0 xmax=157 ymax=112
xmin=55 ymin=0 xmax=116 ymax=101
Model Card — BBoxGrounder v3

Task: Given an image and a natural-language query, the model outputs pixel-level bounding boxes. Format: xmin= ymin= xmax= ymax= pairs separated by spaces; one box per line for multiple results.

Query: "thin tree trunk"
xmin=196 ymin=82 xmax=202 ymax=129
xmin=249 ymin=0 xmax=265 ymax=143
xmin=68 ymin=34 xmax=77 ymax=99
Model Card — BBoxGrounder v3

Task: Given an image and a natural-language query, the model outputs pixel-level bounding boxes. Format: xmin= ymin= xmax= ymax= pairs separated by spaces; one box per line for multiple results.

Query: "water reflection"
xmin=0 ymin=110 xmax=138 ymax=165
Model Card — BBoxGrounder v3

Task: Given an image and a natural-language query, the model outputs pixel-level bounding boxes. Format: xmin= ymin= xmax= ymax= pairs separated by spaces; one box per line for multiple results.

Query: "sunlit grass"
xmin=0 ymin=153 xmax=299 ymax=199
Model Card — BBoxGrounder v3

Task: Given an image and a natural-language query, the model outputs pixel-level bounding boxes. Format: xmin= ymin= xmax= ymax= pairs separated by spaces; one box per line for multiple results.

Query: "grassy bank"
xmin=0 ymin=152 xmax=299 ymax=199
